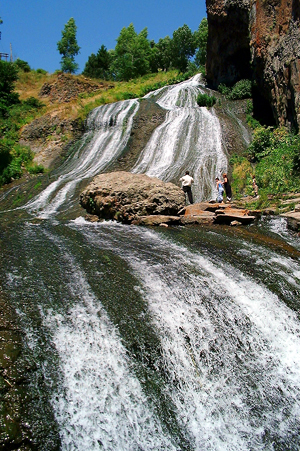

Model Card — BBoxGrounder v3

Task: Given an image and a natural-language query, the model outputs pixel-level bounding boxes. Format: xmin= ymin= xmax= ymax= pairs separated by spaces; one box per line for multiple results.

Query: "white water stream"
xmin=132 ymin=75 xmax=227 ymax=200
xmin=3 ymin=76 xmax=300 ymax=450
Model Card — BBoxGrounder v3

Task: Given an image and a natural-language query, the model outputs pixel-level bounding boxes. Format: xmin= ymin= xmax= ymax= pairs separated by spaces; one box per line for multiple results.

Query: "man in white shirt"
xmin=180 ymin=170 xmax=194 ymax=204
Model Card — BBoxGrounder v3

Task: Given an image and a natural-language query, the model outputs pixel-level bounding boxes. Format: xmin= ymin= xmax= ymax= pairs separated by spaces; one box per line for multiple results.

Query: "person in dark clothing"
xmin=223 ymin=173 xmax=232 ymax=202
xmin=180 ymin=170 xmax=194 ymax=204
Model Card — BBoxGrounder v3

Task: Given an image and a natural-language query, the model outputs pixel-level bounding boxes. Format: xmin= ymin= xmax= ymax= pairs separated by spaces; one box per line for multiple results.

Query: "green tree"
xmin=83 ymin=45 xmax=111 ymax=80
xmin=171 ymin=24 xmax=196 ymax=72
xmin=155 ymin=36 xmax=172 ymax=71
xmin=57 ymin=17 xmax=80 ymax=73
xmin=194 ymin=18 xmax=208 ymax=67
xmin=111 ymin=23 xmax=151 ymax=81
xmin=0 ymin=60 xmax=20 ymax=117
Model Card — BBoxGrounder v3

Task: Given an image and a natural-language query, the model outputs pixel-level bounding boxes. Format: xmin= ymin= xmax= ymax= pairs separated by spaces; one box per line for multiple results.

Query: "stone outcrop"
xmin=109 ymin=98 xmax=167 ymax=172
xmin=206 ymin=0 xmax=252 ymax=87
xmin=20 ymin=113 xmax=84 ymax=169
xmin=39 ymin=73 xmax=107 ymax=103
xmin=80 ymin=175 xmax=259 ymax=227
xmin=206 ymin=0 xmax=300 ymax=131
xmin=80 ymin=171 xmax=185 ymax=224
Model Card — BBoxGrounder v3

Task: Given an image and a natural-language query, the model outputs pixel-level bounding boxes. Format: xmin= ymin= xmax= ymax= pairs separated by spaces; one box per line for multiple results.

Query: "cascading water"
xmin=23 ymin=74 xmax=227 ymax=219
xmin=132 ymin=75 xmax=227 ymax=200
xmin=1 ymin=76 xmax=300 ymax=451
xmin=24 ymin=99 xmax=139 ymax=218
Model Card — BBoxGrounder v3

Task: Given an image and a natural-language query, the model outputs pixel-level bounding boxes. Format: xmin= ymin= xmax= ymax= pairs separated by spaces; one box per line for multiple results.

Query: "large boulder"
xmin=80 ymin=171 xmax=185 ymax=224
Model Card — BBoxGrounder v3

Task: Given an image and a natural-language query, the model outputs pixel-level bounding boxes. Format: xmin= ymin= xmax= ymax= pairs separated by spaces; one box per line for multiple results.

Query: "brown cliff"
xmin=206 ymin=0 xmax=300 ymax=131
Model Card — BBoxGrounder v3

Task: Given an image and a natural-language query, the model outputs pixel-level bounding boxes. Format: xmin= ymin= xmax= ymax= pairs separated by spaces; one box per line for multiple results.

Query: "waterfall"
xmin=24 ymin=75 xmax=227 ymax=219
xmin=3 ymin=217 xmax=300 ymax=450
xmin=25 ymin=99 xmax=139 ymax=218
xmin=1 ymin=76 xmax=300 ymax=451
xmin=132 ymin=75 xmax=227 ymax=201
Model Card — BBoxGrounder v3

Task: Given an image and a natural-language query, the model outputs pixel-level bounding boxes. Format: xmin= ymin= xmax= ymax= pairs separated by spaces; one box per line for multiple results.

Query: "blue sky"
xmin=0 ymin=0 xmax=207 ymax=74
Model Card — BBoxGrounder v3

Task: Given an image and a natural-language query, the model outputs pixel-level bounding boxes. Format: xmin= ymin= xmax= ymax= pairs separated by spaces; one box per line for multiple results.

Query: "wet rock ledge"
xmin=80 ymin=172 xmax=259 ymax=226
xmin=0 ymin=292 xmax=60 ymax=450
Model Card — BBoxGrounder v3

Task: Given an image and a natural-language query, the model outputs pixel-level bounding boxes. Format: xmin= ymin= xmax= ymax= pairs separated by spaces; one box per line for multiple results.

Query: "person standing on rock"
xmin=223 ymin=173 xmax=232 ymax=202
xmin=215 ymin=177 xmax=224 ymax=203
xmin=180 ymin=171 xmax=194 ymax=204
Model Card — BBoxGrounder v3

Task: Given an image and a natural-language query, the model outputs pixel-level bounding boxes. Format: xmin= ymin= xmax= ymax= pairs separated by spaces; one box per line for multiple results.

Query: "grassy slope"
xmin=15 ymin=70 xmax=182 ymax=122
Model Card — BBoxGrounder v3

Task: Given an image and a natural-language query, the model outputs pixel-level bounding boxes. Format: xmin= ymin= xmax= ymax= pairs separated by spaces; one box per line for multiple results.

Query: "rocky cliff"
xmin=206 ymin=0 xmax=300 ymax=131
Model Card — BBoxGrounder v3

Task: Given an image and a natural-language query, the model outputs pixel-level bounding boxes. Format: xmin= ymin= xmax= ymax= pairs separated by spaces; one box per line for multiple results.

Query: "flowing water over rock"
xmin=0 ymin=76 xmax=300 ymax=450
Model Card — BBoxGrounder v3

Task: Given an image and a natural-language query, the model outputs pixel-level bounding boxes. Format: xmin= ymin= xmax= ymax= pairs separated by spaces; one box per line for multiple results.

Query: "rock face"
xmin=206 ymin=0 xmax=300 ymax=131
xmin=108 ymin=98 xmax=166 ymax=172
xmin=20 ymin=113 xmax=84 ymax=169
xmin=80 ymin=171 xmax=185 ymax=224
xmin=206 ymin=0 xmax=252 ymax=87
xmin=39 ymin=73 xmax=106 ymax=103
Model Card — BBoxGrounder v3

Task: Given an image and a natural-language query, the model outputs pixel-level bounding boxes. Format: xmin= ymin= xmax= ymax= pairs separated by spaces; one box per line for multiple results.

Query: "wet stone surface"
xmin=0 ymin=293 xmax=60 ymax=451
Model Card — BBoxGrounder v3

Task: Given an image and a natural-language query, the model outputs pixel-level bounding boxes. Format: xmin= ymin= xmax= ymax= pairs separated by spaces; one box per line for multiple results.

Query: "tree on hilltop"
xmin=111 ymin=23 xmax=151 ymax=81
xmin=57 ymin=18 xmax=80 ymax=73
xmin=83 ymin=45 xmax=111 ymax=80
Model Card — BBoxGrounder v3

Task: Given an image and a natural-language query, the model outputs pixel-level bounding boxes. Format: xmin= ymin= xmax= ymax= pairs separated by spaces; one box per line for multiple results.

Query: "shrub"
xmin=28 ymin=163 xmax=45 ymax=174
xmin=254 ymin=130 xmax=300 ymax=194
xmin=23 ymin=97 xmax=45 ymax=109
xmin=247 ymin=126 xmax=274 ymax=162
xmin=230 ymin=154 xmax=253 ymax=197
xmin=0 ymin=60 xmax=20 ymax=117
xmin=196 ymin=93 xmax=216 ymax=107
xmin=36 ymin=68 xmax=47 ymax=74
xmin=218 ymin=79 xmax=252 ymax=100
xmin=218 ymin=83 xmax=231 ymax=96
xmin=228 ymin=79 xmax=252 ymax=100
xmin=14 ymin=58 xmax=31 ymax=72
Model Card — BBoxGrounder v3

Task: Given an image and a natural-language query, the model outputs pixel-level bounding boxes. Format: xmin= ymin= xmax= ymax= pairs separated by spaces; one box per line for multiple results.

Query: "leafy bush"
xmin=36 ymin=68 xmax=47 ymax=74
xmin=229 ymin=128 xmax=300 ymax=199
xmin=0 ymin=71 xmax=46 ymax=186
xmin=196 ymin=93 xmax=216 ymax=107
xmin=229 ymin=154 xmax=253 ymax=197
xmin=247 ymin=126 xmax=274 ymax=162
xmin=0 ymin=60 xmax=20 ymax=117
xmin=218 ymin=79 xmax=252 ymax=100
xmin=23 ymin=96 xmax=45 ymax=109
xmin=229 ymin=79 xmax=252 ymax=100
xmin=14 ymin=58 xmax=31 ymax=72
xmin=28 ymin=163 xmax=45 ymax=174
xmin=218 ymin=83 xmax=231 ymax=96
xmin=254 ymin=130 xmax=300 ymax=194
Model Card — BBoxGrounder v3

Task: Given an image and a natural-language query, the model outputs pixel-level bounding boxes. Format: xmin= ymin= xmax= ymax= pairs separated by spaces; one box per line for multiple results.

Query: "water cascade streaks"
xmin=68 ymin=219 xmax=300 ymax=451
xmin=132 ymin=75 xmax=227 ymax=201
xmin=25 ymin=99 xmax=139 ymax=218
xmin=1 ymin=74 xmax=300 ymax=451
xmin=5 ymin=223 xmax=179 ymax=451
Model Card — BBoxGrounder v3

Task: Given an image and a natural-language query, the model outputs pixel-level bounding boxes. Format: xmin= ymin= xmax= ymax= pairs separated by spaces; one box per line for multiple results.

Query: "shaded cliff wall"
xmin=206 ymin=0 xmax=300 ymax=131
xmin=206 ymin=0 xmax=252 ymax=87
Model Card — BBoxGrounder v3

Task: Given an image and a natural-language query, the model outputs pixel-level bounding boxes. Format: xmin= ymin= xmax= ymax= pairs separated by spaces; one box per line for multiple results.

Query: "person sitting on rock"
xmin=180 ymin=170 xmax=194 ymax=204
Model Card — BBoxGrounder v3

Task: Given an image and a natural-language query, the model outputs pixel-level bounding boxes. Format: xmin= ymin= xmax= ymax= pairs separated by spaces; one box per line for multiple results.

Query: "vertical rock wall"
xmin=206 ymin=0 xmax=300 ymax=131
xmin=206 ymin=0 xmax=252 ymax=87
